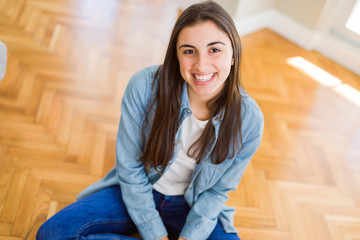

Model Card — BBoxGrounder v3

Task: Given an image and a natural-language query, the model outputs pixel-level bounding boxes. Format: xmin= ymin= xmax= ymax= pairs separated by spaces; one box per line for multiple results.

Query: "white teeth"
xmin=194 ymin=73 xmax=214 ymax=82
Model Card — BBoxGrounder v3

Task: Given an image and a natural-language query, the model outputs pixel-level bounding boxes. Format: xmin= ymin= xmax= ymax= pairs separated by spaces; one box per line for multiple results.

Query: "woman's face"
xmin=177 ymin=20 xmax=233 ymax=103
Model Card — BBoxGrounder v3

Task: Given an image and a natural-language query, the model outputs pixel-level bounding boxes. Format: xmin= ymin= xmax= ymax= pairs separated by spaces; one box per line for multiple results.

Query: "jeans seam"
xmin=85 ymin=235 xmax=126 ymax=240
xmin=75 ymin=219 xmax=132 ymax=238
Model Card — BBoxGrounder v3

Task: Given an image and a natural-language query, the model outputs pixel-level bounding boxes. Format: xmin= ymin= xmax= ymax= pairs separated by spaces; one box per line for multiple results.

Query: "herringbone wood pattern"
xmin=0 ymin=0 xmax=359 ymax=239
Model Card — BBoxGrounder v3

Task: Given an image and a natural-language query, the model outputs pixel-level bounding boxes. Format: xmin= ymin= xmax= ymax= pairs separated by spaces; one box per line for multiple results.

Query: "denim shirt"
xmin=77 ymin=65 xmax=264 ymax=240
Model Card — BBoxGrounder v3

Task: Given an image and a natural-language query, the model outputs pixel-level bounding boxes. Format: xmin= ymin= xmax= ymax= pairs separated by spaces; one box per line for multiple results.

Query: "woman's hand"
xmin=178 ymin=238 xmax=187 ymax=240
xmin=159 ymin=237 xmax=169 ymax=240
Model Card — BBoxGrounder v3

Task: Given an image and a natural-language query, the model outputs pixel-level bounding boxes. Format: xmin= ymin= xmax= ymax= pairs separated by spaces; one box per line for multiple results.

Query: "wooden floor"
xmin=1 ymin=0 xmax=360 ymax=239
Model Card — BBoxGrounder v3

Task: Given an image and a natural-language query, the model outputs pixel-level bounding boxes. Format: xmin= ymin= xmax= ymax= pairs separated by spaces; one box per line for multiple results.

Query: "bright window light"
xmin=286 ymin=57 xmax=342 ymax=87
xmin=287 ymin=56 xmax=360 ymax=107
xmin=333 ymin=83 xmax=360 ymax=106
xmin=346 ymin=0 xmax=360 ymax=35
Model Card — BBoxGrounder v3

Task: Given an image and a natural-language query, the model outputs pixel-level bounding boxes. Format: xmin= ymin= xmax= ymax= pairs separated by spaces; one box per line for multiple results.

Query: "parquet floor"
xmin=0 ymin=0 xmax=359 ymax=239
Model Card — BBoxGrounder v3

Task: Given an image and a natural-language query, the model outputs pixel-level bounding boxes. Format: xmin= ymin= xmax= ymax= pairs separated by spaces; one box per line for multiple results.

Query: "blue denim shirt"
xmin=78 ymin=65 xmax=264 ymax=240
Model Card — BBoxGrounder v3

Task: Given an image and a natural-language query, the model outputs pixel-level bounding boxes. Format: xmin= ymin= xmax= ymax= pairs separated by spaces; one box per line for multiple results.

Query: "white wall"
xmin=234 ymin=0 xmax=360 ymax=75
xmin=275 ymin=0 xmax=327 ymax=30
xmin=235 ymin=0 xmax=275 ymax=20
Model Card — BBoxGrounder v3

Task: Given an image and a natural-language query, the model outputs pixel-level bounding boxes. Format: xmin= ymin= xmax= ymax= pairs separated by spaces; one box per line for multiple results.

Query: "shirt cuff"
xmin=137 ymin=215 xmax=168 ymax=240
xmin=179 ymin=220 xmax=213 ymax=240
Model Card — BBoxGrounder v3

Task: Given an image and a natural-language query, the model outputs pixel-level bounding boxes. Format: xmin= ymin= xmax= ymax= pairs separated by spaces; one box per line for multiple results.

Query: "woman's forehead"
xmin=177 ymin=21 xmax=231 ymax=47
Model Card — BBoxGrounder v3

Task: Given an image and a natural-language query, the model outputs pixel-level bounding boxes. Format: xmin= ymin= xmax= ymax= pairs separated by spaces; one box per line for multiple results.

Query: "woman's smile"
xmin=193 ymin=73 xmax=216 ymax=85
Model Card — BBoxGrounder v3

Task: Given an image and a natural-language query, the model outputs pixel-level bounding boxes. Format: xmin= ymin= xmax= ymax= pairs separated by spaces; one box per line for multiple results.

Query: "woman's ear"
xmin=231 ymin=58 xmax=234 ymax=65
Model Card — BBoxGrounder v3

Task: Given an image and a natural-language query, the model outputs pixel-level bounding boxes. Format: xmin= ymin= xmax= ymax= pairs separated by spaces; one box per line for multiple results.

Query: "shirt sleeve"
xmin=116 ymin=67 xmax=167 ymax=240
xmin=179 ymin=99 xmax=264 ymax=240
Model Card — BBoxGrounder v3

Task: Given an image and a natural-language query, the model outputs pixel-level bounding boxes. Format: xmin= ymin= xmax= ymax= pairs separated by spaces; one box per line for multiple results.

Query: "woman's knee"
xmin=36 ymin=205 xmax=86 ymax=240
xmin=36 ymin=187 xmax=130 ymax=239
xmin=36 ymin=217 xmax=70 ymax=240
xmin=36 ymin=221 xmax=48 ymax=240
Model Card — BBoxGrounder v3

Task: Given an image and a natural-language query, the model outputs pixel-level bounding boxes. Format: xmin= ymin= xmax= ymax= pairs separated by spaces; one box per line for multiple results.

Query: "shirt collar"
xmin=180 ymin=82 xmax=224 ymax=124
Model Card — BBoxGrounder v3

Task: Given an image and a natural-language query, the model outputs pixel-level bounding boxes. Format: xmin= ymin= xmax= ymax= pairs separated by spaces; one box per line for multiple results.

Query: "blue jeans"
xmin=37 ymin=186 xmax=240 ymax=240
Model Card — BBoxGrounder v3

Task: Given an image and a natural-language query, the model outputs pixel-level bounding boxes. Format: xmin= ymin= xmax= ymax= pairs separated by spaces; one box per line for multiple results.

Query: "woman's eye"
xmin=184 ymin=49 xmax=195 ymax=55
xmin=210 ymin=48 xmax=220 ymax=53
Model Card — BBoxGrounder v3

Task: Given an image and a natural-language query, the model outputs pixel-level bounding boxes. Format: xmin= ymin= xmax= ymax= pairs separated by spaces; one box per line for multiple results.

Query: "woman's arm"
xmin=115 ymin=67 xmax=168 ymax=240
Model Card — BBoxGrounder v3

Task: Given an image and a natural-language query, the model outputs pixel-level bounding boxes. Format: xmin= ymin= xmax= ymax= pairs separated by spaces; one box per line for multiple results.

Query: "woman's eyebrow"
xmin=178 ymin=41 xmax=226 ymax=49
xmin=207 ymin=41 xmax=226 ymax=47
xmin=178 ymin=44 xmax=195 ymax=49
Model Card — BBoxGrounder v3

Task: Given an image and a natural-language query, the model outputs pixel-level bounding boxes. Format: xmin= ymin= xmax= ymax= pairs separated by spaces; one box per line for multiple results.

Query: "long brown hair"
xmin=140 ymin=1 xmax=243 ymax=173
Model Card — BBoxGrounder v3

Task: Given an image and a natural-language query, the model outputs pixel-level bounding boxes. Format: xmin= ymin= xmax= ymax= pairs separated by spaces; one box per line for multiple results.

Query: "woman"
xmin=37 ymin=1 xmax=264 ymax=240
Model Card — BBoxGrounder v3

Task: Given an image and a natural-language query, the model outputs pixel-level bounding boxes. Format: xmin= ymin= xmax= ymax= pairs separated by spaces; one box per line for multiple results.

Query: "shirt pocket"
xmin=195 ymin=161 xmax=229 ymax=191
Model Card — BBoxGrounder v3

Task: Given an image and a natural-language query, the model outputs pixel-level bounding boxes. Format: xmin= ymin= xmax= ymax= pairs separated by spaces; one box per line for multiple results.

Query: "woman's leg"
xmin=37 ymin=186 xmax=139 ymax=240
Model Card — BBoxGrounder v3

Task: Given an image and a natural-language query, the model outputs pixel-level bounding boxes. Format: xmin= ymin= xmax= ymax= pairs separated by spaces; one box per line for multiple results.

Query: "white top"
xmin=153 ymin=114 xmax=208 ymax=195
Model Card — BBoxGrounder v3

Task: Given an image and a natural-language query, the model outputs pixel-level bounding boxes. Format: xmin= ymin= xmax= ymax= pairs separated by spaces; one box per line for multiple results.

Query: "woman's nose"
xmin=194 ymin=53 xmax=209 ymax=72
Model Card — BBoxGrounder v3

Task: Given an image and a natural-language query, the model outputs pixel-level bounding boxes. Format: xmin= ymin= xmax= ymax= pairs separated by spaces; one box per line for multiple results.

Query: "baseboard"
xmin=235 ymin=9 xmax=360 ymax=75
xmin=312 ymin=32 xmax=360 ymax=75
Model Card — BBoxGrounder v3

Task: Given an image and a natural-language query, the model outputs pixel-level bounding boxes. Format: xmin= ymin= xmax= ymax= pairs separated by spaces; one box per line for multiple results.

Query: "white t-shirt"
xmin=153 ymin=114 xmax=208 ymax=195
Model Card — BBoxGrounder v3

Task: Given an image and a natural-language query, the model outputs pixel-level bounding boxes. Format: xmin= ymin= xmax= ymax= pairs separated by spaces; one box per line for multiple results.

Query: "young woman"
xmin=37 ymin=1 xmax=264 ymax=240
